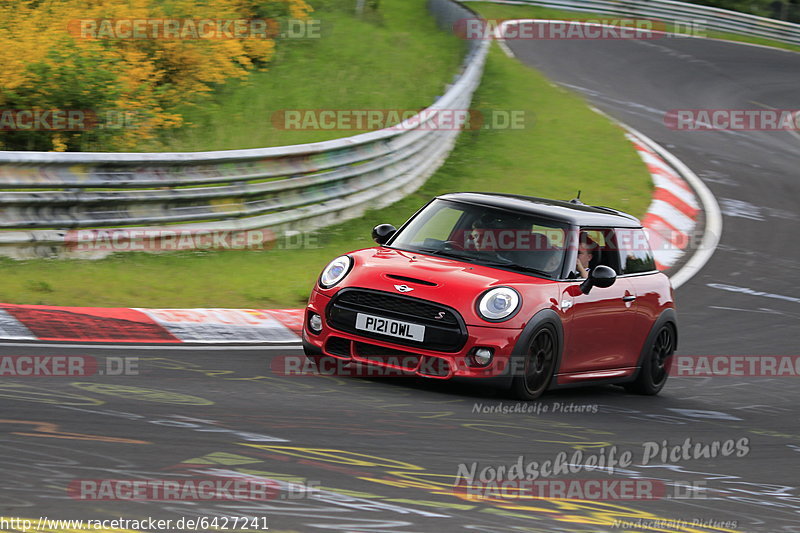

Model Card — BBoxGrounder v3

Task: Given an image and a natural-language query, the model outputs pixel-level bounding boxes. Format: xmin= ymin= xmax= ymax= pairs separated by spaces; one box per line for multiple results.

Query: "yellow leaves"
xmin=0 ymin=0 xmax=301 ymax=150
xmin=51 ymin=135 xmax=68 ymax=152
xmin=243 ymin=36 xmax=276 ymax=64
xmin=288 ymin=0 xmax=315 ymax=20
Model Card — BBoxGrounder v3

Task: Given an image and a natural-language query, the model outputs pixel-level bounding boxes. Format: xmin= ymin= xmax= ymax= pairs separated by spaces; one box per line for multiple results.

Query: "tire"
xmin=625 ymin=323 xmax=676 ymax=395
xmin=510 ymin=324 xmax=558 ymax=400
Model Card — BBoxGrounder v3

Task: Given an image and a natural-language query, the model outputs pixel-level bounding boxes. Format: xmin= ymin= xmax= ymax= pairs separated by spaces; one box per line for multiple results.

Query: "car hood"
xmin=321 ymin=247 xmax=560 ymax=327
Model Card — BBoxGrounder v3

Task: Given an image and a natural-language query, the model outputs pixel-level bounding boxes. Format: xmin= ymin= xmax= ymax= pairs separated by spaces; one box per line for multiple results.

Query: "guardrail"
xmin=0 ymin=0 xmax=489 ymax=258
xmin=464 ymin=0 xmax=800 ymax=46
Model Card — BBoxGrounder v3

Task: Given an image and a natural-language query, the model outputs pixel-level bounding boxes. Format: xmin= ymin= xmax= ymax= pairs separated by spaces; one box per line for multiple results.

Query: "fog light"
xmin=471 ymin=347 xmax=494 ymax=367
xmin=308 ymin=313 xmax=322 ymax=333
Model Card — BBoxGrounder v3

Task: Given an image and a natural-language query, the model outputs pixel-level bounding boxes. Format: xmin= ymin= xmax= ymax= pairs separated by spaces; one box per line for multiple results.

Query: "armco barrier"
xmin=464 ymin=0 xmax=800 ymax=46
xmin=0 ymin=0 xmax=489 ymax=259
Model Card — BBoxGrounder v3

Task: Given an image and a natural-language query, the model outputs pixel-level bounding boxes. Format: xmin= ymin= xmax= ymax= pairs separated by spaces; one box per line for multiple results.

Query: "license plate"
xmin=355 ymin=313 xmax=425 ymax=342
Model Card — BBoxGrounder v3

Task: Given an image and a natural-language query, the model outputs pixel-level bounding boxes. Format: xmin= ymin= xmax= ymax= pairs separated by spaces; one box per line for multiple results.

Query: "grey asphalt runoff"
xmin=1 ymin=30 xmax=799 ymax=533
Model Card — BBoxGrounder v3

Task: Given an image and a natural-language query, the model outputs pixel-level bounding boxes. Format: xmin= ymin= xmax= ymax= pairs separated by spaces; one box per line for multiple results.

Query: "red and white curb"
xmin=627 ymin=132 xmax=699 ymax=272
xmin=623 ymin=126 xmax=721 ymax=289
xmin=0 ymin=304 xmax=304 ymax=344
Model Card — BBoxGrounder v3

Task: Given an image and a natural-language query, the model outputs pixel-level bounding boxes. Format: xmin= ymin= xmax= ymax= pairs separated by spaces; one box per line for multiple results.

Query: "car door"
xmin=617 ymin=227 xmax=663 ymax=367
xmin=559 ymin=228 xmax=638 ymax=374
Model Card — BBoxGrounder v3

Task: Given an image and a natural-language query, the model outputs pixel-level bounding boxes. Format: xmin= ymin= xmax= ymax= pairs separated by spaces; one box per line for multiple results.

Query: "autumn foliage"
xmin=0 ymin=0 xmax=313 ymax=151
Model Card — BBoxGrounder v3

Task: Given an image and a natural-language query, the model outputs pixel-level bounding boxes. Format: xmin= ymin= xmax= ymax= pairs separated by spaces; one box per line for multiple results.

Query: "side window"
xmin=617 ymin=228 xmax=657 ymax=274
xmin=575 ymin=228 xmax=622 ymax=276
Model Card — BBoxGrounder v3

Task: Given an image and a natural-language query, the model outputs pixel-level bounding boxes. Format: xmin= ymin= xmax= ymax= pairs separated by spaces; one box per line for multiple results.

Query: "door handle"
xmin=622 ymin=295 xmax=636 ymax=302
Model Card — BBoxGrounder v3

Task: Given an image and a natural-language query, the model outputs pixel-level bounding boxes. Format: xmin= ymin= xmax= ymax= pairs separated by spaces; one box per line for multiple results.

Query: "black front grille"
xmin=335 ymin=290 xmax=459 ymax=325
xmin=355 ymin=342 xmax=420 ymax=370
xmin=327 ymin=288 xmax=467 ymax=352
xmin=325 ymin=336 xmax=351 ymax=357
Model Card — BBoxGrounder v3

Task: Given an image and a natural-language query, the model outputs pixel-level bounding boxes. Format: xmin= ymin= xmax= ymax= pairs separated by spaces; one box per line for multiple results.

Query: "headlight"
xmin=477 ymin=287 xmax=521 ymax=321
xmin=319 ymin=255 xmax=352 ymax=288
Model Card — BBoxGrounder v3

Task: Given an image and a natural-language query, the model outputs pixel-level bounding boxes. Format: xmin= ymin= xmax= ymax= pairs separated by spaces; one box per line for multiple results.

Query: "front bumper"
xmin=302 ymin=289 xmax=523 ymax=381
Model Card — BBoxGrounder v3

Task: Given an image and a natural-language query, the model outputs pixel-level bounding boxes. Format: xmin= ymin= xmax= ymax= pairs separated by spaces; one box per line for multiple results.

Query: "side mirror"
xmin=580 ymin=265 xmax=617 ymax=294
xmin=372 ymin=224 xmax=397 ymax=245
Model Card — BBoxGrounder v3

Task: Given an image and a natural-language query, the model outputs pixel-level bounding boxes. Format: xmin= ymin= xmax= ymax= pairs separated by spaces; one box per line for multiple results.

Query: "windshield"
xmin=390 ymin=199 xmax=569 ymax=278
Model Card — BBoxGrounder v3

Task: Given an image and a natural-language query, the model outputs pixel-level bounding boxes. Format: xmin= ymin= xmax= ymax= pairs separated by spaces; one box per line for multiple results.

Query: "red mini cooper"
xmin=302 ymin=193 xmax=677 ymax=399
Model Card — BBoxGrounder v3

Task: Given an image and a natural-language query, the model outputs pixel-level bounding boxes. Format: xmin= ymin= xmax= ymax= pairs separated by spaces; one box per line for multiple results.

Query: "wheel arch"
xmin=511 ymin=308 xmax=565 ymax=389
xmin=628 ymin=308 xmax=678 ymax=382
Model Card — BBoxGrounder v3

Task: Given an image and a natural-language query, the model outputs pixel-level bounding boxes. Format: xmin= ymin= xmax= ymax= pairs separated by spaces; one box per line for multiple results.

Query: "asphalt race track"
xmin=2 ymin=29 xmax=800 ymax=533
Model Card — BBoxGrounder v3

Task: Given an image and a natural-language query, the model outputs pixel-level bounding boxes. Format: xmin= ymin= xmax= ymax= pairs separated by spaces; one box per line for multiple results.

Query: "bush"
xmin=0 ymin=0 xmax=312 ymax=151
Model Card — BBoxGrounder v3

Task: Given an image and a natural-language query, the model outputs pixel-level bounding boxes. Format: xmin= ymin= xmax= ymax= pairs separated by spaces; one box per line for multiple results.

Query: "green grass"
xmin=471 ymin=3 xmax=800 ymax=54
xmin=148 ymin=0 xmax=466 ymax=151
xmin=0 ymin=43 xmax=652 ymax=308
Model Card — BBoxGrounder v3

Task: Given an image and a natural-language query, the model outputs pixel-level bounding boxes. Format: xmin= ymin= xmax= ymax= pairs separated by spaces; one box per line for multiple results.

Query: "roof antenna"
xmin=569 ymin=190 xmax=584 ymax=205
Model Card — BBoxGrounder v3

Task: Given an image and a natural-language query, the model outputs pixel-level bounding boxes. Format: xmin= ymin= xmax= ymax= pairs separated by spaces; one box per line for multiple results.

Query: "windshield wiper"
xmin=478 ymin=259 xmax=550 ymax=276
xmin=405 ymin=246 xmax=451 ymax=257
xmin=403 ymin=246 xmax=466 ymax=260
xmin=410 ymin=247 xmax=445 ymax=254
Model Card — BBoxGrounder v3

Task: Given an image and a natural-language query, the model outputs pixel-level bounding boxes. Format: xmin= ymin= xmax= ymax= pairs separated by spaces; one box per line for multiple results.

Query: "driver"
xmin=467 ymin=215 xmax=515 ymax=256
xmin=576 ymin=232 xmax=599 ymax=279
